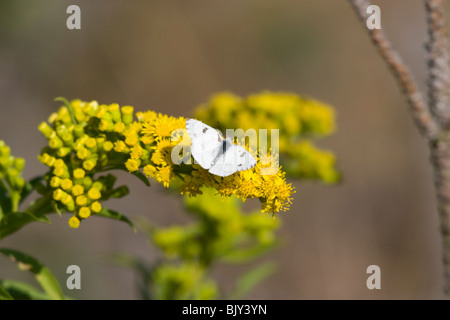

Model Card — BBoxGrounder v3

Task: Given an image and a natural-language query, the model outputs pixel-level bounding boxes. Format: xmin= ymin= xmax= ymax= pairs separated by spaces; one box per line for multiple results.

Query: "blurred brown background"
xmin=0 ymin=0 xmax=446 ymax=299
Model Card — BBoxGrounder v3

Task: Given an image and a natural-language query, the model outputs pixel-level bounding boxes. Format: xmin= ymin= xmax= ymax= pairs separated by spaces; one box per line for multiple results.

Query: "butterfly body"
xmin=186 ymin=119 xmax=256 ymax=177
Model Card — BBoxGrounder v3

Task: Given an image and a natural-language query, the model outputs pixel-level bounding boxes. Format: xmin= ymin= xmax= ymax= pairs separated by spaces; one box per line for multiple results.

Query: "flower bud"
xmin=68 ymin=216 xmax=80 ymax=229
xmin=90 ymin=201 xmax=102 ymax=213
xmin=121 ymin=106 xmax=134 ymax=125
xmin=14 ymin=158 xmax=25 ymax=171
xmin=38 ymin=122 xmax=54 ymax=139
xmin=73 ymin=168 xmax=86 ymax=179
xmin=79 ymin=207 xmax=91 ymax=219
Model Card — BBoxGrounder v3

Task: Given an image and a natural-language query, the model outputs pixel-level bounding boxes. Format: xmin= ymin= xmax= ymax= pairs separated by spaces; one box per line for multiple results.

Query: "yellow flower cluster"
xmin=194 ymin=91 xmax=339 ymax=183
xmin=38 ymin=100 xmax=130 ymax=229
xmin=38 ymin=98 xmax=295 ymax=228
xmin=136 ymin=113 xmax=294 ymax=214
xmin=0 ymin=140 xmax=26 ymax=213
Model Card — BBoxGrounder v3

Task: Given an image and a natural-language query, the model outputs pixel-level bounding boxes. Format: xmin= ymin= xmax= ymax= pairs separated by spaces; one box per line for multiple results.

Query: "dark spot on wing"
xmin=238 ymin=164 xmax=242 ymax=167
xmin=203 ymin=127 xmax=208 ymax=133
xmin=240 ymin=152 xmax=246 ymax=157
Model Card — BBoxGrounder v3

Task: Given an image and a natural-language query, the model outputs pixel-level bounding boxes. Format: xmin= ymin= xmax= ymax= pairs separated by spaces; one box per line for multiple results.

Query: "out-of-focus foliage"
xmin=117 ymin=188 xmax=279 ymax=300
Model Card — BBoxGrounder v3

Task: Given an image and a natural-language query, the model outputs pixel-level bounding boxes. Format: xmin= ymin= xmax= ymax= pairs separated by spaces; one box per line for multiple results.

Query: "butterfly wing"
xmin=186 ymin=119 xmax=223 ymax=169
xmin=208 ymin=141 xmax=257 ymax=177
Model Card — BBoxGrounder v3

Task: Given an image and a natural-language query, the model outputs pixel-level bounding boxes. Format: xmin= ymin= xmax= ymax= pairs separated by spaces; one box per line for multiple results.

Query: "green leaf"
xmin=229 ymin=262 xmax=276 ymax=299
xmin=0 ymin=248 xmax=65 ymax=300
xmin=103 ymin=185 xmax=129 ymax=200
xmin=52 ymin=201 xmax=62 ymax=217
xmin=0 ymin=280 xmax=50 ymax=300
xmin=130 ymin=170 xmax=150 ymax=187
xmin=0 ymin=211 xmax=51 ymax=240
xmin=0 ymin=281 xmax=13 ymax=300
xmin=101 ymin=165 xmax=150 ymax=186
xmin=95 ymin=208 xmax=137 ymax=232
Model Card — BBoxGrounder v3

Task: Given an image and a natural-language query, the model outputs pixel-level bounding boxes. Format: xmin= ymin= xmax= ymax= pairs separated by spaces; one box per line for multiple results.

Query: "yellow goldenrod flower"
xmin=85 ymin=137 xmax=97 ymax=149
xmin=71 ymin=184 xmax=84 ymax=196
xmin=157 ymin=166 xmax=173 ymax=188
xmin=79 ymin=207 xmax=91 ymax=219
xmin=61 ymin=193 xmax=74 ymax=206
xmin=68 ymin=216 xmax=80 ymax=229
xmin=143 ymin=164 xmax=157 ymax=177
xmin=125 ymin=158 xmax=139 ymax=172
xmin=82 ymin=176 xmax=93 ymax=189
xmin=73 ymin=168 xmax=85 ymax=179
xmin=108 ymin=103 xmax=121 ymax=121
xmin=53 ymin=166 xmax=68 ymax=178
xmin=124 ymin=132 xmax=139 ymax=146
xmin=99 ymin=119 xmax=111 ymax=131
xmin=57 ymin=147 xmax=71 ymax=157
xmin=114 ymin=122 xmax=126 ymax=133
xmin=54 ymin=159 xmax=65 ymax=168
xmin=87 ymin=187 xmax=101 ymax=200
xmin=49 ymin=137 xmax=63 ymax=149
xmin=76 ymin=147 xmax=89 ymax=160
xmin=38 ymin=122 xmax=54 ymax=138
xmin=90 ymin=201 xmax=102 ymax=213
xmin=76 ymin=195 xmax=88 ymax=206
xmin=130 ymin=144 xmax=143 ymax=159
xmin=92 ymin=181 xmax=103 ymax=190
xmin=53 ymin=188 xmax=65 ymax=201
xmin=50 ymin=176 xmax=61 ymax=188
xmin=121 ymin=106 xmax=134 ymax=124
xmin=114 ymin=141 xmax=127 ymax=153
xmin=103 ymin=141 xmax=114 ymax=152
xmin=83 ymin=159 xmax=96 ymax=171
xmin=61 ymin=178 xmax=73 ymax=191
xmin=140 ymin=135 xmax=154 ymax=145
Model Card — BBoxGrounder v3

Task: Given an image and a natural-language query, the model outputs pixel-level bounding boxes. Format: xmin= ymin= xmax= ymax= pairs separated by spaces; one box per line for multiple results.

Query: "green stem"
xmin=54 ymin=97 xmax=77 ymax=125
xmin=10 ymin=192 xmax=19 ymax=213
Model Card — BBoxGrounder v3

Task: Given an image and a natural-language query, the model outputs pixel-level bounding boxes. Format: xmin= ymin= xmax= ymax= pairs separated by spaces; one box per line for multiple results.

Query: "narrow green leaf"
xmin=52 ymin=201 xmax=62 ymax=217
xmin=130 ymin=170 xmax=150 ymax=186
xmin=95 ymin=208 xmax=136 ymax=232
xmin=101 ymin=165 xmax=150 ymax=186
xmin=0 ymin=281 xmax=13 ymax=300
xmin=229 ymin=262 xmax=276 ymax=299
xmin=0 ymin=211 xmax=51 ymax=240
xmin=0 ymin=248 xmax=65 ymax=300
xmin=102 ymin=185 xmax=129 ymax=200
xmin=0 ymin=280 xmax=50 ymax=300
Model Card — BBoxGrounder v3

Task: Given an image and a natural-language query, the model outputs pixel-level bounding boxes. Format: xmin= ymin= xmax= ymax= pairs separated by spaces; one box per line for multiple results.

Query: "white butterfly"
xmin=185 ymin=119 xmax=257 ymax=177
